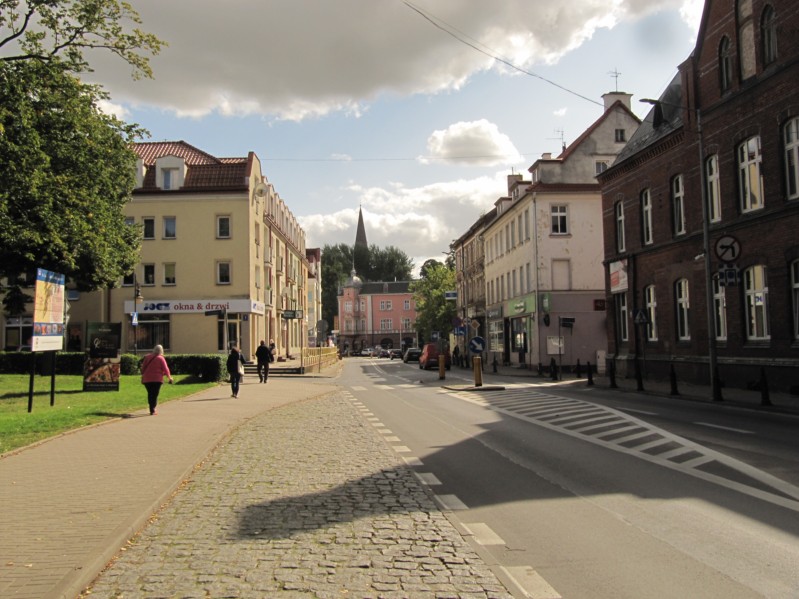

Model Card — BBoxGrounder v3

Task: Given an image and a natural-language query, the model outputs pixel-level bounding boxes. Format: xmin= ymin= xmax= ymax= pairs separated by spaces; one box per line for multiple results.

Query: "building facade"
xmin=56 ymin=141 xmax=309 ymax=360
xmin=337 ymin=270 xmax=416 ymax=354
xmin=598 ymin=0 xmax=799 ymax=391
xmin=481 ymin=93 xmax=641 ymax=370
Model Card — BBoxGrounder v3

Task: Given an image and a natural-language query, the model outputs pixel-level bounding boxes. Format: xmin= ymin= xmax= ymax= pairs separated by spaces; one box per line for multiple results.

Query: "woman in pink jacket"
xmin=140 ymin=344 xmax=173 ymax=415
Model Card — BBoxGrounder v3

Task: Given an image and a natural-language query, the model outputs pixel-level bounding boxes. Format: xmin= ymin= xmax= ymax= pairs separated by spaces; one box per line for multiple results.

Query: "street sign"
xmin=469 ymin=336 xmax=486 ymax=353
xmin=560 ymin=316 xmax=576 ymax=328
xmin=718 ymin=265 xmax=740 ymax=286
xmin=470 ymin=319 xmax=480 ymax=330
xmin=714 ymin=235 xmax=741 ymax=263
xmin=633 ymin=309 xmax=648 ymax=325
xmin=131 ymin=312 xmax=138 ymax=326
xmin=282 ymin=309 xmax=303 ymax=319
xmin=445 ymin=290 xmax=457 ymax=301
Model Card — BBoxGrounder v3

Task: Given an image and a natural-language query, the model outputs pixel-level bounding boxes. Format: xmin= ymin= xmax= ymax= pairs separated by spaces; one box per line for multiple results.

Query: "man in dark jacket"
xmin=255 ymin=340 xmax=271 ymax=383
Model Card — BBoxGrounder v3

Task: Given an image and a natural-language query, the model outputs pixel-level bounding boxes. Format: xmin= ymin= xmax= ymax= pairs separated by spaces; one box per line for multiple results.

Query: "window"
xmin=615 ymin=129 xmax=626 ymax=143
xmin=163 ymin=216 xmax=176 ymax=239
xmin=719 ymin=36 xmax=733 ymax=92
xmin=551 ymin=205 xmax=569 ymax=235
xmin=675 ymin=279 xmax=690 ymax=341
xmin=595 ymin=160 xmax=609 ymax=175
xmin=511 ymin=220 xmax=516 ymax=248
xmin=645 ymin=285 xmax=658 ymax=341
xmin=129 ymin=314 xmax=170 ymax=352
xmin=512 ymin=269 xmax=518 ymax=297
xmin=344 ymin=301 xmax=352 ymax=313
xmin=402 ymin=317 xmax=411 ymax=330
xmin=404 ymin=299 xmax=410 ymax=310
xmin=672 ymin=175 xmax=685 ymax=235
xmin=505 ymin=224 xmax=510 ymax=252
xmin=640 ymin=189 xmax=653 ymax=245
xmin=713 ymin=275 xmax=728 ymax=341
xmin=524 ymin=209 xmax=530 ymax=239
xmin=143 ymin=263 xmax=155 ymax=286
xmin=217 ymin=215 xmax=231 ymax=239
xmin=761 ymin=5 xmax=777 ymax=65
xmin=162 ymin=168 xmax=178 ymax=190
xmin=143 ymin=217 xmax=155 ymax=240
xmin=737 ymin=0 xmax=756 ymax=79
xmin=379 ymin=300 xmax=393 ymax=310
xmin=615 ymin=293 xmax=628 ymax=342
xmin=792 ymin=261 xmax=799 ymax=340
xmin=380 ymin=319 xmax=392 ymax=331
xmin=738 ymin=136 xmax=764 ymax=212
xmin=163 ymin=263 xmax=176 ymax=285
xmin=122 ymin=272 xmax=134 ymax=286
xmin=706 ymin=155 xmax=722 ymax=222
xmin=217 ymin=261 xmax=231 ymax=285
xmin=615 ymin=201 xmax=626 ymax=252
xmin=744 ymin=265 xmax=769 ymax=340
xmin=785 ymin=117 xmax=799 ymax=200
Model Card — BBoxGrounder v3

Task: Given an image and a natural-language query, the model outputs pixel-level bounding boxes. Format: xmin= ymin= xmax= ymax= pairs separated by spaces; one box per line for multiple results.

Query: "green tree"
xmin=320 ymin=244 xmax=353 ymax=327
xmin=0 ymin=0 xmax=165 ymax=79
xmin=0 ymin=59 xmax=143 ymax=312
xmin=410 ymin=262 xmax=457 ymax=344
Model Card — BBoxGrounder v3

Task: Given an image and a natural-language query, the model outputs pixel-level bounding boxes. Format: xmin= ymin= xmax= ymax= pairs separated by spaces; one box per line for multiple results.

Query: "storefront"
xmin=507 ymin=294 xmax=536 ymax=367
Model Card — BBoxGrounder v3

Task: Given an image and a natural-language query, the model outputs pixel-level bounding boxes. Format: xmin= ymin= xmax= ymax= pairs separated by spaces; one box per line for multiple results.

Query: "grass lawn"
xmin=0 ymin=374 xmax=218 ymax=455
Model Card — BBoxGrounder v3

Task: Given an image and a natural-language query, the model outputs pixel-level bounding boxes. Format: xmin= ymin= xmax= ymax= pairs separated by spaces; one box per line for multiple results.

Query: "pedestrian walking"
xmin=226 ymin=345 xmax=246 ymax=398
xmin=140 ymin=344 xmax=173 ymax=415
xmin=255 ymin=340 xmax=271 ymax=383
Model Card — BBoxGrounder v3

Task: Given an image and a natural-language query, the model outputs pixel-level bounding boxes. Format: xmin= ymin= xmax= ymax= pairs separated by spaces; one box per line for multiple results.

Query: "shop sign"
xmin=125 ymin=299 xmax=265 ymax=315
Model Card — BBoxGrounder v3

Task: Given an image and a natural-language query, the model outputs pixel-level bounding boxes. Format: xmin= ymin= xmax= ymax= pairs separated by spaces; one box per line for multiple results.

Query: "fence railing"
xmin=302 ymin=347 xmax=339 ymax=372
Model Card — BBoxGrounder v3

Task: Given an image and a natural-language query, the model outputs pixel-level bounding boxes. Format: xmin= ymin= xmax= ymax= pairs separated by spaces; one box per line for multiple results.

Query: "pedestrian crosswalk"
xmin=448 ymin=386 xmax=799 ymax=508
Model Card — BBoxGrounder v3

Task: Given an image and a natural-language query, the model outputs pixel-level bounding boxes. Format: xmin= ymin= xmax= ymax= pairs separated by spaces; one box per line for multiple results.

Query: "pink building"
xmin=337 ymin=269 xmax=417 ymax=354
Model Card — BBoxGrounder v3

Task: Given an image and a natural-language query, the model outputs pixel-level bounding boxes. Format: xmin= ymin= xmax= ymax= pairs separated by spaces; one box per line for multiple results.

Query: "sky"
xmin=83 ymin=0 xmax=703 ymax=275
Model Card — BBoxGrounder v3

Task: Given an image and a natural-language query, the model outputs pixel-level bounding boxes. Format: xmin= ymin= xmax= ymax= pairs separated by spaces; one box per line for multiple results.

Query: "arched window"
xmin=737 ymin=0 xmax=756 ymax=79
xmin=738 ymin=136 xmax=764 ymax=212
xmin=743 ymin=265 xmax=769 ymax=340
xmin=719 ymin=36 xmax=733 ymax=92
xmin=705 ymin=155 xmax=722 ymax=221
xmin=640 ymin=189 xmax=653 ymax=245
xmin=761 ymin=5 xmax=777 ymax=66
xmin=671 ymin=175 xmax=685 ymax=235
xmin=675 ymin=279 xmax=690 ymax=341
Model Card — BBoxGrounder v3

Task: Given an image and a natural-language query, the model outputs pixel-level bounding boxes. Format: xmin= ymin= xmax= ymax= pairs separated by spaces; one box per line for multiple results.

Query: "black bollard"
xmin=634 ymin=357 xmax=645 ymax=391
xmin=575 ymin=359 xmax=582 ymax=378
xmin=759 ymin=367 xmax=772 ymax=406
xmin=492 ymin=355 xmax=498 ymax=373
xmin=550 ymin=357 xmax=558 ymax=381
xmin=538 ymin=362 xmax=544 ymax=377
xmin=712 ymin=366 xmax=724 ymax=402
xmin=609 ymin=360 xmax=618 ymax=389
xmin=669 ymin=364 xmax=679 ymax=396
xmin=586 ymin=361 xmax=594 ymax=386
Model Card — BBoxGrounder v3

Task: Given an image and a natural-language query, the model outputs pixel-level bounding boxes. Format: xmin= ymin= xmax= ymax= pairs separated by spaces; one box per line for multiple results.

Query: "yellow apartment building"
xmin=55 ymin=141 xmax=309 ymax=359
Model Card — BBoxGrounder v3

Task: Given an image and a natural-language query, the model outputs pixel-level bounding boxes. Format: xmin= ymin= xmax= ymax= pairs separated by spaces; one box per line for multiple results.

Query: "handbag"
xmin=237 ymin=360 xmax=245 ymax=376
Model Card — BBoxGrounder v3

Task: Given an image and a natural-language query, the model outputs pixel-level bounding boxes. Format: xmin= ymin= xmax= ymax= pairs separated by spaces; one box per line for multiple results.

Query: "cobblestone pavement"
xmin=84 ymin=392 xmax=514 ymax=599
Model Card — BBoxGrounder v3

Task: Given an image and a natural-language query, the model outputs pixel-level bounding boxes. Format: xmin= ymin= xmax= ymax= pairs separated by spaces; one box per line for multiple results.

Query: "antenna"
xmin=608 ymin=68 xmax=622 ymax=92
xmin=547 ymin=129 xmax=566 ymax=152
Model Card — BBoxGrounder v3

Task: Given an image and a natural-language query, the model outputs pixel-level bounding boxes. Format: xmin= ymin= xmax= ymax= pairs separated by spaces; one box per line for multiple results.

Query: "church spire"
xmin=355 ymin=205 xmax=368 ymax=248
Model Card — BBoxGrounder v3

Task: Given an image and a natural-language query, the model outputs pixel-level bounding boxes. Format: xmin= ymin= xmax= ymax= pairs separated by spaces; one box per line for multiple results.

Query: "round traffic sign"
xmin=468 ymin=336 xmax=486 ymax=353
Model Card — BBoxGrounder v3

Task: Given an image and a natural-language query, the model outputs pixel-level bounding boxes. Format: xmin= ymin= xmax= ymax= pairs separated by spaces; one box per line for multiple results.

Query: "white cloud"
xmin=83 ymin=0 xmax=684 ymax=122
xmin=421 ymin=120 xmax=524 ymax=166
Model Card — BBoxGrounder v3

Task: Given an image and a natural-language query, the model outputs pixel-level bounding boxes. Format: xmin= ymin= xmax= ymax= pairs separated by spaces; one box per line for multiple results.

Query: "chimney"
xmin=602 ymin=92 xmax=633 ymax=111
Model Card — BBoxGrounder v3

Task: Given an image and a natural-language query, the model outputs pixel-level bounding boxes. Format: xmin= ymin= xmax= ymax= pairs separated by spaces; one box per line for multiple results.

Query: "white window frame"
xmin=551 ymin=204 xmax=569 ymax=235
xmin=216 ymin=215 xmax=231 ymax=239
xmin=792 ymin=260 xmax=799 ymax=340
xmin=641 ymin=190 xmax=653 ymax=245
xmin=738 ymin=136 xmax=764 ymax=212
xmin=712 ymin=275 xmax=728 ymax=341
xmin=216 ymin=261 xmax=231 ymax=285
xmin=615 ymin=293 xmax=628 ymax=342
xmin=379 ymin=300 xmax=393 ymax=311
xmin=706 ymin=155 xmax=722 ymax=222
xmin=675 ymin=278 xmax=690 ymax=341
xmin=672 ymin=175 xmax=685 ymax=235
xmin=380 ymin=319 xmax=392 ymax=331
xmin=163 ymin=216 xmax=176 ymax=239
xmin=645 ymin=285 xmax=657 ymax=341
xmin=163 ymin=263 xmax=176 ymax=286
xmin=143 ymin=217 xmax=155 ymax=240
xmin=615 ymin=201 xmax=626 ymax=252
xmin=785 ymin=117 xmax=799 ymax=200
xmin=744 ymin=265 xmax=770 ymax=340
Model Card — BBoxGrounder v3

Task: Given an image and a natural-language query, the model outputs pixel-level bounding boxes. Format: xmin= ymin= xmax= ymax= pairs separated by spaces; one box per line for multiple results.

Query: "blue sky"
xmin=84 ymin=0 xmax=703 ymax=273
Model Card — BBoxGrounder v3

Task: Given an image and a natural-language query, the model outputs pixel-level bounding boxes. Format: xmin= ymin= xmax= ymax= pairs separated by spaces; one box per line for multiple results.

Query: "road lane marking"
xmin=620 ymin=407 xmax=659 ymax=415
xmin=462 ymin=522 xmax=505 ymax=545
xmin=502 ymin=566 xmax=562 ymax=599
xmin=694 ymin=422 xmax=754 ymax=434
xmin=351 ymin=386 xmax=367 ymax=391
xmin=384 ymin=436 xmax=401 ymax=442
xmin=434 ymin=494 xmax=469 ymax=510
xmin=403 ymin=456 xmax=424 ymax=466
xmin=414 ymin=472 xmax=441 ymax=485
xmin=391 ymin=445 xmax=411 ymax=453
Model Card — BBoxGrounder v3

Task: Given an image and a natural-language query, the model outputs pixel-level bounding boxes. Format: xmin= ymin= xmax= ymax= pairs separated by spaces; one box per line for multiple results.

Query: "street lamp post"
xmin=132 ymin=273 xmax=143 ymax=355
xmin=640 ymin=99 xmax=721 ymax=401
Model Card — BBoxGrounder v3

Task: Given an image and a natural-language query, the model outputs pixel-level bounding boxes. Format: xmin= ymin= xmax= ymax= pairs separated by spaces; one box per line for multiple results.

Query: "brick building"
xmin=598 ymin=0 xmax=799 ymax=392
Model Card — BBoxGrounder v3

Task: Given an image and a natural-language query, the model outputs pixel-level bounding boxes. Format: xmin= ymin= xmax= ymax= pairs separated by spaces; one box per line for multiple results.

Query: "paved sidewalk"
xmin=2 ymin=365 xmax=512 ymax=599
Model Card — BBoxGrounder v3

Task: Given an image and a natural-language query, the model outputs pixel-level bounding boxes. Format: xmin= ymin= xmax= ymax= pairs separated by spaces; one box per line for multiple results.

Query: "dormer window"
xmin=154 ymin=155 xmax=186 ymax=190
xmin=162 ymin=168 xmax=178 ymax=190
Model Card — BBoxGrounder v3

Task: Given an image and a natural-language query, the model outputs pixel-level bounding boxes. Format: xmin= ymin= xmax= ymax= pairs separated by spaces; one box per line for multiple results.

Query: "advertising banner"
xmin=32 ymin=268 xmax=65 ymax=352
xmin=83 ymin=323 xmax=122 ymax=391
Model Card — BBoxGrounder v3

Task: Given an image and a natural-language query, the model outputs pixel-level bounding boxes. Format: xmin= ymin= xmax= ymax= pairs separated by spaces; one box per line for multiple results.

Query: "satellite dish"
xmin=254 ymin=182 xmax=268 ymax=198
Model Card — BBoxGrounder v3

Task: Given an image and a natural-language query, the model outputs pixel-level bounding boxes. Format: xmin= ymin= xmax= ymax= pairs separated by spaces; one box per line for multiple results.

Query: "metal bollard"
xmin=669 ymin=364 xmax=680 ymax=396
xmin=586 ymin=361 xmax=594 ymax=386
xmin=609 ymin=360 xmax=618 ymax=389
xmin=550 ymin=357 xmax=558 ymax=381
xmin=439 ymin=359 xmax=446 ymax=380
xmin=575 ymin=359 xmax=582 ymax=378
xmin=473 ymin=356 xmax=483 ymax=387
xmin=759 ymin=367 xmax=772 ymax=406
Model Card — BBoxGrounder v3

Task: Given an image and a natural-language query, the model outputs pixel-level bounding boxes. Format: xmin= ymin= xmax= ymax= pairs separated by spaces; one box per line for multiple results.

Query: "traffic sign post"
xmin=468 ymin=336 xmax=486 ymax=354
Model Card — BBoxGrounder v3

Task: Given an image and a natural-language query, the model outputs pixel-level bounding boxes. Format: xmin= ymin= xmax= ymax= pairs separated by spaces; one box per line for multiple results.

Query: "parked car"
xmin=361 ymin=348 xmax=374 ymax=357
xmin=378 ymin=348 xmax=390 ymax=358
xmin=419 ymin=343 xmax=451 ymax=370
xmin=403 ymin=347 xmax=421 ymax=363
xmin=389 ymin=349 xmax=403 ymax=359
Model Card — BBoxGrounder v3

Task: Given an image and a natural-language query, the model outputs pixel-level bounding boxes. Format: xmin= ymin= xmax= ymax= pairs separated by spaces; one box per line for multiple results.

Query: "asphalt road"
xmin=344 ymin=358 xmax=799 ymax=598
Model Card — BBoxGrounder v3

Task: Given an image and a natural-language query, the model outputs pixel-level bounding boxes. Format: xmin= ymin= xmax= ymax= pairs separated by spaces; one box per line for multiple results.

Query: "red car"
xmin=419 ymin=343 xmax=451 ymax=370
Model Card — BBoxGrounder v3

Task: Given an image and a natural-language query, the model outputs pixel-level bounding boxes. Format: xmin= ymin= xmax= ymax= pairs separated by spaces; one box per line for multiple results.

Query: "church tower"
xmin=355 ymin=205 xmax=368 ymax=248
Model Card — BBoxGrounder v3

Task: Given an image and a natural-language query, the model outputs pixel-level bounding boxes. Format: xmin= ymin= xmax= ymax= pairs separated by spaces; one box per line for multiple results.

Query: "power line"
xmin=402 ymin=0 xmax=602 ymax=107
xmin=261 ymin=152 xmax=545 ymax=163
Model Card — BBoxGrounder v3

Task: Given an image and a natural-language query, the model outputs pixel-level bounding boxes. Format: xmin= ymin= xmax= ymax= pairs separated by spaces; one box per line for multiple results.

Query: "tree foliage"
xmin=0 ymin=0 xmax=165 ymax=79
xmin=0 ymin=59 xmax=142 ymax=313
xmin=410 ymin=262 xmax=457 ymax=344
xmin=320 ymin=243 xmax=414 ymax=328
